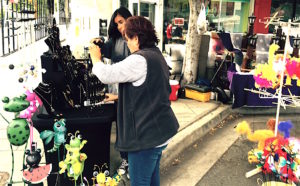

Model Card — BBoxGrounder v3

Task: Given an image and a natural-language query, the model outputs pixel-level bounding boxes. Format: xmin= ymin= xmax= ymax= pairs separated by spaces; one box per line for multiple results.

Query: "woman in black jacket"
xmin=91 ymin=6 xmax=132 ymax=177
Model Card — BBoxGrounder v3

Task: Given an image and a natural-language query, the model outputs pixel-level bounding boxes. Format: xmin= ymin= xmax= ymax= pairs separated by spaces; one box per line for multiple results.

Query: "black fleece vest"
xmin=115 ymin=47 xmax=179 ymax=152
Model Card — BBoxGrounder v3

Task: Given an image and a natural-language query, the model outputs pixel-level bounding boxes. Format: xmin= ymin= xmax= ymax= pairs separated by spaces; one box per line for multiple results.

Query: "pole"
xmin=274 ymin=19 xmax=291 ymax=137
xmin=218 ymin=0 xmax=222 ymax=31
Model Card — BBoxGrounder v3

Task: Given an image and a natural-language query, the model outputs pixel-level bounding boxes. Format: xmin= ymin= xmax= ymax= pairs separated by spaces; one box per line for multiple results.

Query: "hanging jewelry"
xmin=34 ymin=88 xmax=55 ymax=113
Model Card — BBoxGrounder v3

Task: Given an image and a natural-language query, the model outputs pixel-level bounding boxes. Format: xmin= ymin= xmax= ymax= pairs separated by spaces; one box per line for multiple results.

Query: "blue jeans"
xmin=128 ymin=145 xmax=167 ymax=186
xmin=120 ymin=151 xmax=128 ymax=160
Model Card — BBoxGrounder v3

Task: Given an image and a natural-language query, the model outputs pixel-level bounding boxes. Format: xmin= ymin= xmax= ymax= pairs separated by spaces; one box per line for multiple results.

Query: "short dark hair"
xmin=108 ymin=7 xmax=132 ymax=40
xmin=125 ymin=16 xmax=159 ymax=49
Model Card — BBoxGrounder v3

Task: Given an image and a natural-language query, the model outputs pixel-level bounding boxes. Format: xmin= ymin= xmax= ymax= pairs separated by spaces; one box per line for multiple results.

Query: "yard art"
xmin=40 ymin=118 xmax=67 ymax=153
xmin=236 ymin=119 xmax=300 ymax=185
xmin=249 ymin=19 xmax=300 ymax=109
xmin=59 ymin=131 xmax=87 ymax=186
xmin=1 ymin=94 xmax=30 ymax=185
xmin=22 ymin=146 xmax=52 ymax=184
xmin=92 ymin=164 xmax=121 ymax=186
xmin=238 ymin=19 xmax=300 ymax=185
xmin=253 ymin=45 xmax=300 ymax=90
xmin=0 ymin=91 xmax=50 ymax=185
xmin=2 ymin=94 xmax=30 ymax=146
xmin=248 ymin=44 xmax=300 ymax=109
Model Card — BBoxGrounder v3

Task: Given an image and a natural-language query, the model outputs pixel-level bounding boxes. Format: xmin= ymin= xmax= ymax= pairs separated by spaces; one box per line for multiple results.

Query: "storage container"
xmin=185 ymin=84 xmax=212 ymax=102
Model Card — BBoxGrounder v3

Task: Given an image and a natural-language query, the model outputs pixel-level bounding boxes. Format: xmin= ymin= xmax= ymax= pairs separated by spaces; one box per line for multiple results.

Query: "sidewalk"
xmin=161 ymin=99 xmax=231 ymax=169
xmin=0 ymin=98 xmax=229 ymax=185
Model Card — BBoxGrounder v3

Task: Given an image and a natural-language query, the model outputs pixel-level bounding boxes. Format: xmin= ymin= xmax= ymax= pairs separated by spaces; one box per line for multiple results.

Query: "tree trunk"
xmin=181 ymin=0 xmax=202 ymax=85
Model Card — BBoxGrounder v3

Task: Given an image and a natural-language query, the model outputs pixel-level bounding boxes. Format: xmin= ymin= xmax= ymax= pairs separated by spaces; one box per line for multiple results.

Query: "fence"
xmin=0 ymin=0 xmax=50 ymax=57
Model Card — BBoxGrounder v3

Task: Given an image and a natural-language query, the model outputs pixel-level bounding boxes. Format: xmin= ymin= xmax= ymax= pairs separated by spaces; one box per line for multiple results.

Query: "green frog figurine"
xmin=2 ymin=94 xmax=30 ymax=146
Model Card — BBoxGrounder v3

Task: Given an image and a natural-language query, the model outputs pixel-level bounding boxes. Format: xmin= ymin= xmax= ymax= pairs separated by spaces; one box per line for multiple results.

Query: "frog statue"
xmin=1 ymin=94 xmax=31 ymax=185
xmin=59 ymin=131 xmax=87 ymax=186
xmin=2 ymin=94 xmax=30 ymax=146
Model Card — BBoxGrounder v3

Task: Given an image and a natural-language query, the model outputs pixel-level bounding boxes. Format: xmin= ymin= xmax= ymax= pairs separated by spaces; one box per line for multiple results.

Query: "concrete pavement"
xmin=161 ymin=99 xmax=231 ymax=170
xmin=159 ymin=99 xmax=235 ymax=186
xmin=161 ymin=112 xmax=241 ymax=186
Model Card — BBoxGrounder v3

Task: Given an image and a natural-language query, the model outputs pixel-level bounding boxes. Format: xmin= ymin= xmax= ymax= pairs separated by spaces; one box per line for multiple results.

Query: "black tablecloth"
xmin=32 ymin=104 xmax=116 ymax=185
xmin=231 ymin=74 xmax=300 ymax=109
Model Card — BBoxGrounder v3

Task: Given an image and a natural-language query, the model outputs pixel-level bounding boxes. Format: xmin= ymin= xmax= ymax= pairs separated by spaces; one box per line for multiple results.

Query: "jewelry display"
xmin=39 ymin=18 xmax=107 ymax=114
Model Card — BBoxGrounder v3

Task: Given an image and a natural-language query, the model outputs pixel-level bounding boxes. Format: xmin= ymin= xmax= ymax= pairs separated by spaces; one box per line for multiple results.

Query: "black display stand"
xmin=32 ymin=104 xmax=116 ymax=186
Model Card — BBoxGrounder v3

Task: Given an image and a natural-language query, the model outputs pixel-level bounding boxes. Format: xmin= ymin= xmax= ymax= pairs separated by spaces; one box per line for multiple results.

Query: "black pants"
xmin=114 ymin=102 xmax=128 ymax=160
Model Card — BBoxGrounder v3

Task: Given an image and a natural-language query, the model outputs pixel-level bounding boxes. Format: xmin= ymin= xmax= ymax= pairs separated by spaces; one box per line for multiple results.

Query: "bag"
xmin=213 ymin=86 xmax=229 ymax=104
xmin=197 ymin=3 xmax=207 ymax=35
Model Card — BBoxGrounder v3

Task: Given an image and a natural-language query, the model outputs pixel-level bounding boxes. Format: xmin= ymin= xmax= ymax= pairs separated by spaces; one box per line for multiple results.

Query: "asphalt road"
xmin=197 ymin=136 xmax=263 ymax=186
xmin=160 ymin=115 xmax=300 ymax=186
xmin=197 ymin=116 xmax=300 ymax=186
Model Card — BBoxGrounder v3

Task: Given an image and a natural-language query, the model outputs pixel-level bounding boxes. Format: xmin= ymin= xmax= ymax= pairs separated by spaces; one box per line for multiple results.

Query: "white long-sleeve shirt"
xmin=92 ymin=54 xmax=147 ymax=86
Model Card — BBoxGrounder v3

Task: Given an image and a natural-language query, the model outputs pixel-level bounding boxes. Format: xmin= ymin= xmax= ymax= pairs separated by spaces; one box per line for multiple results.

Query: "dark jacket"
xmin=101 ymin=37 xmax=130 ymax=63
xmin=115 ymin=47 xmax=179 ymax=152
xmin=101 ymin=37 xmax=130 ymax=94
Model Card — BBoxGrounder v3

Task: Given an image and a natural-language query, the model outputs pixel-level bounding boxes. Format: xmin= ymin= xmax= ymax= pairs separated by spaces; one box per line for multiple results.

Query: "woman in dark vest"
xmin=90 ymin=16 xmax=179 ymax=186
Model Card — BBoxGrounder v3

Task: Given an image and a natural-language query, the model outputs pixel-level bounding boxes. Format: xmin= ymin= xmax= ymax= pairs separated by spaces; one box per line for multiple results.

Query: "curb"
xmin=178 ymin=103 xmax=220 ymax=131
xmin=160 ymin=104 xmax=232 ymax=169
xmin=234 ymin=106 xmax=300 ymax=115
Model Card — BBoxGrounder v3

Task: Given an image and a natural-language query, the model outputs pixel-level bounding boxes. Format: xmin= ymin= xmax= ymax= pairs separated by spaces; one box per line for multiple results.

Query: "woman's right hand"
xmin=90 ymin=37 xmax=103 ymax=46
xmin=90 ymin=37 xmax=100 ymax=43
xmin=89 ymin=44 xmax=101 ymax=64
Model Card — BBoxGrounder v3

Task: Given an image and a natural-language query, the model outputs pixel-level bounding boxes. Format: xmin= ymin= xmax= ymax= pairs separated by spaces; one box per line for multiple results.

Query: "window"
xmin=58 ymin=0 xmax=70 ymax=25
xmin=162 ymin=0 xmax=250 ymax=48
xmin=163 ymin=0 xmax=189 ymax=46
xmin=1 ymin=0 xmax=51 ymax=56
xmin=207 ymin=0 xmax=250 ymax=33
xmin=269 ymin=0 xmax=300 ymax=33
xmin=133 ymin=3 xmax=138 ymax=16
xmin=140 ymin=2 xmax=155 ymax=24
xmin=120 ymin=0 xmax=128 ymax=8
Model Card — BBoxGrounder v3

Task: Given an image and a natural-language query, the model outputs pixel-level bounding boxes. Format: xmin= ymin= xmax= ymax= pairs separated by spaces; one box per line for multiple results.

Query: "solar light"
xmin=248 ymin=13 xmax=256 ymax=25
xmin=294 ymin=35 xmax=300 ymax=48
xmin=248 ymin=13 xmax=256 ymax=35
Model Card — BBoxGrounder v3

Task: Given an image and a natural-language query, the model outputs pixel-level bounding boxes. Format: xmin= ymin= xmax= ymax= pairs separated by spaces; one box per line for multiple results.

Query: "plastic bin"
xmin=185 ymin=84 xmax=212 ymax=102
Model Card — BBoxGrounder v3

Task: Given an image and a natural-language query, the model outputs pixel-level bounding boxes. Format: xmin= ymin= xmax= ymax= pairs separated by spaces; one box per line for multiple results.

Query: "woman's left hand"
xmin=104 ymin=93 xmax=118 ymax=102
xmin=89 ymin=44 xmax=101 ymax=64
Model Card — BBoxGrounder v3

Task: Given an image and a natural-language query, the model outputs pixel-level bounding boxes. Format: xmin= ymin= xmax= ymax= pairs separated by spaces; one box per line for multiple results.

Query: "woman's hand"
xmin=90 ymin=37 xmax=104 ymax=47
xmin=89 ymin=44 xmax=101 ymax=64
xmin=90 ymin=37 xmax=102 ymax=45
xmin=104 ymin=93 xmax=118 ymax=102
